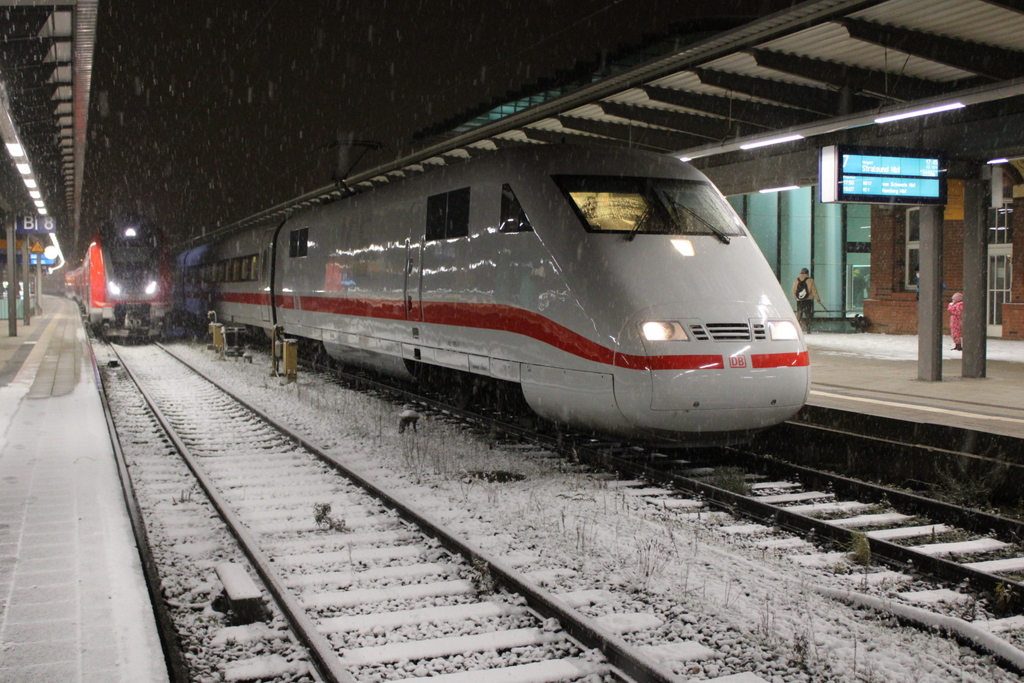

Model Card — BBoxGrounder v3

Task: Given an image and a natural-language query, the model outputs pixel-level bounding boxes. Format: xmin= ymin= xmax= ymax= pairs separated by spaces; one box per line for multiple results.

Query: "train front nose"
xmin=612 ymin=306 xmax=810 ymax=441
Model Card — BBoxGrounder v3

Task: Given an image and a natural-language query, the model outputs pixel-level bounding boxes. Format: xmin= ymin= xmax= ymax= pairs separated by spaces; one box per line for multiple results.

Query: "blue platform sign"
xmin=15 ymin=215 xmax=56 ymax=235
xmin=819 ymin=145 xmax=947 ymax=205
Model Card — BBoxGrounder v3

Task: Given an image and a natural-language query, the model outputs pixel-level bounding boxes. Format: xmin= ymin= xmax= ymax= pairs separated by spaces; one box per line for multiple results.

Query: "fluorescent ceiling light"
xmin=678 ymin=156 xmax=692 ymax=162
xmin=16 ymin=163 xmax=29 ymax=175
xmin=33 ymin=200 xmax=44 ymax=208
xmin=29 ymin=190 xmax=40 ymax=199
xmin=5 ymin=142 xmax=23 ymax=158
xmin=874 ymin=102 xmax=965 ymax=124
xmin=23 ymin=178 xmax=36 ymax=189
xmin=988 ymin=158 xmax=1010 ymax=164
xmin=759 ymin=185 xmax=799 ymax=193
xmin=740 ymin=134 xmax=804 ymax=150
xmin=38 ymin=208 xmax=47 ymax=215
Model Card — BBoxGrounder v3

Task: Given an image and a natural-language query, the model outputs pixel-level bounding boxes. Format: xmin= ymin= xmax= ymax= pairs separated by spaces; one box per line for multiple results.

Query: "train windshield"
xmin=553 ymin=175 xmax=745 ymax=242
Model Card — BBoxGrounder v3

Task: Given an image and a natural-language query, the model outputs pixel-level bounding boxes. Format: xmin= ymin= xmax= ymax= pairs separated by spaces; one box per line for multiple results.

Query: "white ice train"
xmin=176 ymin=145 xmax=810 ymax=444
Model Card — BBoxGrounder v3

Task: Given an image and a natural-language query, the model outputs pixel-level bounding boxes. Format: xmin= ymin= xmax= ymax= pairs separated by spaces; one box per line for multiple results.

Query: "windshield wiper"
xmin=659 ymin=191 xmax=731 ymax=245
xmin=624 ymin=203 xmax=655 ymax=242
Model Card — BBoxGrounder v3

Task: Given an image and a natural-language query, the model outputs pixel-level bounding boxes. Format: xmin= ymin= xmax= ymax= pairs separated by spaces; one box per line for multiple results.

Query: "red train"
xmin=68 ymin=217 xmax=171 ymax=339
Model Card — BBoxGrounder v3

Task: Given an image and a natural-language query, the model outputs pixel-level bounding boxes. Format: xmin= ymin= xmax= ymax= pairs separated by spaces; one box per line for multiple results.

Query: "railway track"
xmin=98 ymin=340 xmax=786 ymax=683
xmin=268 ymin=346 xmax=1024 ymax=671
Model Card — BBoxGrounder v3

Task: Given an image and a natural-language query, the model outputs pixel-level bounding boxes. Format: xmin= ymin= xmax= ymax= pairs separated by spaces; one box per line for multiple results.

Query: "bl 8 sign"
xmin=15 ymin=215 xmax=56 ymax=234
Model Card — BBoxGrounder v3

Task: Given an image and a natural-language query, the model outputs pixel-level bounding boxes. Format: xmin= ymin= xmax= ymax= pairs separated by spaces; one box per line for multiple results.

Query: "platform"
xmin=0 ymin=296 xmax=167 ymax=683
xmin=806 ymin=332 xmax=1024 ymax=440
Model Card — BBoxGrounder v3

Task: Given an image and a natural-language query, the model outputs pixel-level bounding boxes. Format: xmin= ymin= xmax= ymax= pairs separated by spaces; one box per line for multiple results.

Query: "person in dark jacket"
xmin=792 ymin=268 xmax=822 ymax=333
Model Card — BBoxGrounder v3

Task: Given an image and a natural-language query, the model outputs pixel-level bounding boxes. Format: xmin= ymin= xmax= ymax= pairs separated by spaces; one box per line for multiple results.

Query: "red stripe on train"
xmin=215 ymin=292 xmax=804 ymax=372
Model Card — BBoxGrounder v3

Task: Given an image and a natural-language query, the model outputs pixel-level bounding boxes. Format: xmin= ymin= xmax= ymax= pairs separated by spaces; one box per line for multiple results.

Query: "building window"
xmin=289 ymin=227 xmax=309 ymax=258
xmin=426 ymin=187 xmax=471 ymax=240
xmin=989 ymin=201 xmax=1014 ymax=245
xmin=905 ymin=207 xmax=920 ymax=291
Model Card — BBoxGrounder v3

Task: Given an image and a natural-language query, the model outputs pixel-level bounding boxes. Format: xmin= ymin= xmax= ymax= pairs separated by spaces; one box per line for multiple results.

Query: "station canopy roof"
xmin=218 ymin=0 xmax=1024 ymax=236
xmin=0 ymin=1 xmax=97 ymax=249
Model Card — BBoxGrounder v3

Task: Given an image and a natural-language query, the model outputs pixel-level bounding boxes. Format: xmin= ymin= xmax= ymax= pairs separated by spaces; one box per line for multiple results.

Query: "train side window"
xmin=426 ymin=187 xmax=471 ymax=240
xmin=500 ymin=184 xmax=533 ymax=233
xmin=426 ymin=193 xmax=447 ymax=240
xmin=289 ymin=228 xmax=308 ymax=257
xmin=446 ymin=187 xmax=470 ymax=238
xmin=250 ymin=254 xmax=259 ymax=281
xmin=241 ymin=256 xmax=250 ymax=280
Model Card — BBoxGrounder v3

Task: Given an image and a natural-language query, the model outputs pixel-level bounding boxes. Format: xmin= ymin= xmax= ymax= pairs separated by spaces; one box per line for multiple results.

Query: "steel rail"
xmin=295 ymin=354 xmax=1024 ymax=612
xmin=155 ymin=343 xmax=686 ymax=683
xmin=162 ymin=342 xmax=1024 ymax=671
xmin=110 ymin=344 xmax=359 ymax=683
xmin=90 ymin=342 xmax=191 ymax=683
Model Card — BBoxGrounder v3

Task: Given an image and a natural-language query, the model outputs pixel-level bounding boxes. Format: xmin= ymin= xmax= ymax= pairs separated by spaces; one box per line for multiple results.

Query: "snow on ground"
xmin=162 ymin=341 xmax=1021 ymax=682
xmin=805 ymin=332 xmax=1024 ymax=363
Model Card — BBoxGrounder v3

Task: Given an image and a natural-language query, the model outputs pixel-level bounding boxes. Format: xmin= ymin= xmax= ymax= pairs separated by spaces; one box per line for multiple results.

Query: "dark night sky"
xmin=78 ymin=0 xmax=794 ymax=259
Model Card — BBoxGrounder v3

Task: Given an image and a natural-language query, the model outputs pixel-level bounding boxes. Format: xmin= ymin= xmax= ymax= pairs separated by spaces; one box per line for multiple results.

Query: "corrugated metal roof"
xmin=212 ymin=0 xmax=1024 ymax=238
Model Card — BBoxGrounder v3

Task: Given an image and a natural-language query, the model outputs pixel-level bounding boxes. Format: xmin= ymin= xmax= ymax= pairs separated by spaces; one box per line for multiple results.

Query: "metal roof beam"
xmin=978 ymin=0 xmax=1024 ymax=15
xmin=747 ymin=48 xmax=953 ymax=102
xmin=557 ymin=115 xmax=710 ymax=150
xmin=642 ymin=85 xmax=819 ymax=128
xmin=597 ymin=101 xmax=745 ymax=139
xmin=839 ymin=18 xmax=1024 ymax=81
xmin=693 ymin=67 xmax=875 ymax=115
xmin=520 ymin=126 xmax=631 ymax=149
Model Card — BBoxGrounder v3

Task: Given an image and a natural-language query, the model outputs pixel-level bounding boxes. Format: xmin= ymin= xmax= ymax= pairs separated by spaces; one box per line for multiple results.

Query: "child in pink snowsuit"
xmin=948 ymin=292 xmax=964 ymax=351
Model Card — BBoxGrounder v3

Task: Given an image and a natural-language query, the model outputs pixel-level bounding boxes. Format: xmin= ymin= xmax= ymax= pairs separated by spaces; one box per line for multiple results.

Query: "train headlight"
xmin=145 ymin=280 xmax=158 ymax=295
xmin=642 ymin=321 xmax=689 ymax=341
xmin=107 ymin=281 xmax=121 ymax=296
xmin=768 ymin=320 xmax=800 ymax=340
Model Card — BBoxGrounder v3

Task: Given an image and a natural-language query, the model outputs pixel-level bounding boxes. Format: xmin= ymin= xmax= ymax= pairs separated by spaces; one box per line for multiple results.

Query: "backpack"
xmin=796 ymin=277 xmax=809 ymax=300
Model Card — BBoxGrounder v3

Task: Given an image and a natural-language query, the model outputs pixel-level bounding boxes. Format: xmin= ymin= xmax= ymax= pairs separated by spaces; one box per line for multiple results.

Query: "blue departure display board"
xmin=819 ymin=145 xmax=947 ymax=205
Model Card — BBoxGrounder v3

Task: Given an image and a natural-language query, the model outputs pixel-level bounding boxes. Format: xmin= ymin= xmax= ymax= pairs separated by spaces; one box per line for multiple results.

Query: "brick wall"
xmin=863 ymin=205 xmax=962 ymax=335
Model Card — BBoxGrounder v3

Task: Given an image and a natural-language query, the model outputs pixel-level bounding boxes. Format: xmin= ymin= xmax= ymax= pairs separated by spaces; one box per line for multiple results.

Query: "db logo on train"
xmin=729 ymin=355 xmax=747 ymax=369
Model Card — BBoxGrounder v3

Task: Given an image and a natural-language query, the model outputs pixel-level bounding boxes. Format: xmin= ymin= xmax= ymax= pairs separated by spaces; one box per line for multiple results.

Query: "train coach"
xmin=176 ymin=145 xmax=810 ymax=444
xmin=69 ymin=217 xmax=171 ymax=339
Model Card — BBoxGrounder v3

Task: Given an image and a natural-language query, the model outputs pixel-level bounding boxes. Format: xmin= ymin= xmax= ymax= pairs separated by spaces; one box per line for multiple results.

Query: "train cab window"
xmin=553 ymin=175 xmax=745 ymax=240
xmin=500 ymin=184 xmax=533 ymax=233
xmin=289 ymin=228 xmax=309 ymax=257
xmin=426 ymin=187 xmax=471 ymax=240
